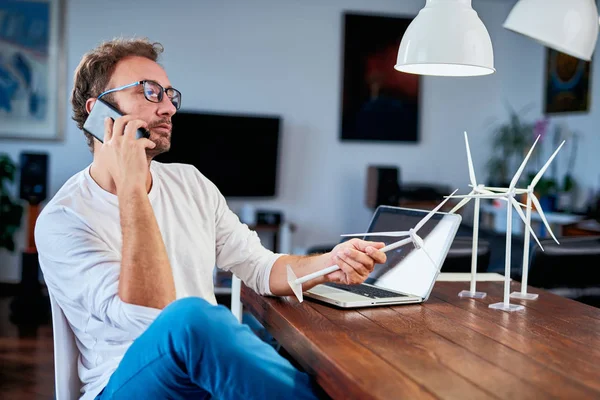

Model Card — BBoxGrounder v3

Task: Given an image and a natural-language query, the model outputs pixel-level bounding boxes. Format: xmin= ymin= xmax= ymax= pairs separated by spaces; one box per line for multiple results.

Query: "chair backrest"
xmin=49 ymin=291 xmax=81 ymax=400
xmin=529 ymin=236 xmax=600 ymax=289
xmin=441 ymin=238 xmax=491 ymax=273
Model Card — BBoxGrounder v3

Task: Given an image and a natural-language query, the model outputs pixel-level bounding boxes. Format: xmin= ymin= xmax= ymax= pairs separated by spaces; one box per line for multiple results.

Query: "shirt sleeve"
xmin=35 ymin=207 xmax=161 ymax=341
xmin=207 ymin=181 xmax=283 ymax=296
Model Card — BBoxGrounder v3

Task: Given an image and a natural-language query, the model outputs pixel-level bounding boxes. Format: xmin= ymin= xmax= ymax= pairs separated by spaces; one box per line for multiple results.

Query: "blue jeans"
xmin=95 ymin=297 xmax=319 ymax=399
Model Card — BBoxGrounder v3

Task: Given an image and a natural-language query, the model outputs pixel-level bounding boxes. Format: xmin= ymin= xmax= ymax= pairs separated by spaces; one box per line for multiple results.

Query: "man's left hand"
xmin=325 ymin=239 xmax=387 ymax=285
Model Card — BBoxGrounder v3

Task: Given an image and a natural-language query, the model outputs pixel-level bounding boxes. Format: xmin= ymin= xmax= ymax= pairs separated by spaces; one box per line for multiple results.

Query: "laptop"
xmin=304 ymin=206 xmax=462 ymax=308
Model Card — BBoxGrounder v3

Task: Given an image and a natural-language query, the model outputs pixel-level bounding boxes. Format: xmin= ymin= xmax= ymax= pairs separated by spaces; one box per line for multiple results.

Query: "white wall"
xmin=1 ymin=0 xmax=599 ymax=282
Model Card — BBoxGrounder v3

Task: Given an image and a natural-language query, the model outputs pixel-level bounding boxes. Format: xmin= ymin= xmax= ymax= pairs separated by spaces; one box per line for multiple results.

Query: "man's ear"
xmin=85 ymin=98 xmax=97 ymax=114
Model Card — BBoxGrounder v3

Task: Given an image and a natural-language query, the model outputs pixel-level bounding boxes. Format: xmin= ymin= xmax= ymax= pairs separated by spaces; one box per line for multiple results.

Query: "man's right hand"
xmin=102 ymin=114 xmax=176 ymax=309
xmin=100 ymin=115 xmax=156 ymax=192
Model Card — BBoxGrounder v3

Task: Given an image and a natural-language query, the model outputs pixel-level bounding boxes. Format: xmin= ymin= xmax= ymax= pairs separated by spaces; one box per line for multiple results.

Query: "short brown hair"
xmin=71 ymin=37 xmax=164 ymax=151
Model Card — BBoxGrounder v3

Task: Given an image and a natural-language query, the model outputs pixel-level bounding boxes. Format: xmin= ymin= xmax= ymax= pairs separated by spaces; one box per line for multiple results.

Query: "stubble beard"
xmin=146 ymin=131 xmax=171 ymax=158
xmin=146 ymin=119 xmax=172 ymax=159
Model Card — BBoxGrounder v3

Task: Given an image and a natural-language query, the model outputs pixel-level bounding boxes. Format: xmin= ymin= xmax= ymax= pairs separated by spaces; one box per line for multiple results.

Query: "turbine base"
xmin=510 ymin=291 xmax=539 ymax=300
xmin=458 ymin=290 xmax=487 ymax=299
xmin=489 ymin=302 xmax=524 ymax=312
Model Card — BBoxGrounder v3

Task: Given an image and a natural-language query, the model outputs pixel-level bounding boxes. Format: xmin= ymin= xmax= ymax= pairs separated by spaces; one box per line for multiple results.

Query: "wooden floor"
xmin=0 ymin=296 xmax=55 ymax=399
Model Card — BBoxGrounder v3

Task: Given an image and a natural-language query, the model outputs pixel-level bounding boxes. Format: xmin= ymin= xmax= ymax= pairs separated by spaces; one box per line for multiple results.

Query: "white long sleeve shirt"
xmin=35 ymin=161 xmax=282 ymax=400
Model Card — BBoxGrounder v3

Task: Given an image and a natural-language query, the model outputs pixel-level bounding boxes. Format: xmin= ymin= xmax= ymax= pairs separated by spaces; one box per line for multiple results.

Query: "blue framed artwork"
xmin=544 ymin=48 xmax=592 ymax=114
xmin=0 ymin=0 xmax=66 ymax=140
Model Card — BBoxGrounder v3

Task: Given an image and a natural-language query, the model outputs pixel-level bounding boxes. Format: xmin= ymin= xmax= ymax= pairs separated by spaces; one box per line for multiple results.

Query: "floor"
xmin=0 ymin=296 xmax=54 ymax=399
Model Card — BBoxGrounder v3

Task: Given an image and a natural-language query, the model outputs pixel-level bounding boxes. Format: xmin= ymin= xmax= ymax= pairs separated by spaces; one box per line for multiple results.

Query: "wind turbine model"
xmin=287 ymin=189 xmax=458 ymax=302
xmin=484 ymin=141 xmax=565 ymax=300
xmin=447 ymin=137 xmax=545 ymax=312
xmin=449 ymin=132 xmax=498 ymax=299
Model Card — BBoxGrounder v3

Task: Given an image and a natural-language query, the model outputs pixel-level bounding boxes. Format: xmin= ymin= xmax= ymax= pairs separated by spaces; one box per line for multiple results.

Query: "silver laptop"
xmin=304 ymin=206 xmax=462 ymax=308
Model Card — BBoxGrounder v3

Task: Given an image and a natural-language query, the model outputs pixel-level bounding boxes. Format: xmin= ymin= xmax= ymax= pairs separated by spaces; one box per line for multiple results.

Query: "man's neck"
xmin=89 ymin=157 xmax=153 ymax=196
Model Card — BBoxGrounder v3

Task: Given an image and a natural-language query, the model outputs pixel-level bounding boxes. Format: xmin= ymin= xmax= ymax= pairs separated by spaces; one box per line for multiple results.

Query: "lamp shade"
xmin=395 ymin=0 xmax=495 ymax=77
xmin=504 ymin=0 xmax=599 ymax=61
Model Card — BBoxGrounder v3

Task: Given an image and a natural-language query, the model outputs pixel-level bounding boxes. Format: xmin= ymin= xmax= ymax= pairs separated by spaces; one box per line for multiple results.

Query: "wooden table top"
xmin=241 ymin=281 xmax=600 ymax=400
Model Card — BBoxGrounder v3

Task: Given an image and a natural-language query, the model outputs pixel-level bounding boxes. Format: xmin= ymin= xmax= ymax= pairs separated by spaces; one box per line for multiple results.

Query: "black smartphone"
xmin=82 ymin=98 xmax=150 ymax=143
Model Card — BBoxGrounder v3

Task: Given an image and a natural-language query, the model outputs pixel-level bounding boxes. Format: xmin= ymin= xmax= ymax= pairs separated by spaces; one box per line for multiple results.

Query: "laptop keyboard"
xmin=324 ymin=283 xmax=408 ymax=299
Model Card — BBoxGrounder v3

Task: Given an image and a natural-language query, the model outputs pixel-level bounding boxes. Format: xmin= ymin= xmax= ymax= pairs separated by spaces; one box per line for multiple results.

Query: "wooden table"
xmin=241 ymin=281 xmax=600 ymax=400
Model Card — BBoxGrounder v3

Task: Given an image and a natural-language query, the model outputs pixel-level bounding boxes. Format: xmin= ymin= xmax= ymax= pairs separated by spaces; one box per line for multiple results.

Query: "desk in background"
xmin=563 ymin=219 xmax=600 ymax=236
xmin=242 ymin=281 xmax=600 ymax=400
xmin=480 ymin=202 xmax=582 ymax=237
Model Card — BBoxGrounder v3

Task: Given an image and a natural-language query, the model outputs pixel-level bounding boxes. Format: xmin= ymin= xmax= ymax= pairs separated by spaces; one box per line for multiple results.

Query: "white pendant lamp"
xmin=395 ymin=0 xmax=495 ymax=77
xmin=503 ymin=0 xmax=599 ymax=61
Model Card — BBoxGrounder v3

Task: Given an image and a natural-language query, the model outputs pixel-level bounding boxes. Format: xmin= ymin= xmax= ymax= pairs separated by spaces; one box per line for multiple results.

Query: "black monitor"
xmin=155 ymin=111 xmax=281 ymax=198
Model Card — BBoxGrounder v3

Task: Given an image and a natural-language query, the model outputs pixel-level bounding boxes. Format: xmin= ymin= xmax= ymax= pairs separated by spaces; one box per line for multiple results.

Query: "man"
xmin=35 ymin=37 xmax=387 ymax=400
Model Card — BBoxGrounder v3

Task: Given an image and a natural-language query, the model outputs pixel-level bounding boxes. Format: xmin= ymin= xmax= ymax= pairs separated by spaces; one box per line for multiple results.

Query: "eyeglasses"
xmin=97 ymin=80 xmax=182 ymax=110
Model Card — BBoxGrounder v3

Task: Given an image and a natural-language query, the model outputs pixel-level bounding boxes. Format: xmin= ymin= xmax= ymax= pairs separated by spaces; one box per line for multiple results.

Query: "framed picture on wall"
xmin=544 ymin=48 xmax=592 ymax=114
xmin=340 ymin=12 xmax=419 ymax=143
xmin=0 ymin=0 xmax=67 ymax=140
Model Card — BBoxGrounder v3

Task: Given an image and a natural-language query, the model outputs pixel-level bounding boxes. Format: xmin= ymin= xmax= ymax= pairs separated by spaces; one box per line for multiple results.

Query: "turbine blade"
xmin=287 ymin=265 xmax=303 ymax=302
xmin=340 ymin=231 xmax=409 ymax=238
xmin=415 ymin=189 xmax=459 ymax=231
xmin=381 ymin=237 xmax=413 ymax=252
xmin=531 ymin=141 xmax=566 ymax=187
xmin=483 ymin=187 xmax=528 ymax=194
xmin=446 ymin=193 xmax=503 ymax=199
xmin=420 ymin=245 xmax=437 ymax=268
xmin=530 ymin=195 xmax=560 ymax=245
xmin=510 ymin=135 xmax=540 ymax=189
xmin=464 ymin=132 xmax=477 ymax=187
xmin=449 ymin=196 xmax=472 ymax=214
xmin=480 ymin=188 xmax=497 ymax=195
xmin=510 ymin=197 xmax=544 ymax=251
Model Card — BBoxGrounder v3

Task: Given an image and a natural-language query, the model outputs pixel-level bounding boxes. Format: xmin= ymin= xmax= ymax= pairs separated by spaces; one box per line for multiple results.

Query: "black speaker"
xmin=19 ymin=152 xmax=48 ymax=205
xmin=256 ymin=210 xmax=282 ymax=226
xmin=365 ymin=165 xmax=400 ymax=209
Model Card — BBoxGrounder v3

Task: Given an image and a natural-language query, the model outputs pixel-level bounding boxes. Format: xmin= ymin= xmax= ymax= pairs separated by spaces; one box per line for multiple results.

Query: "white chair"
xmin=49 ymin=292 xmax=81 ymax=400
xmin=230 ymin=222 xmax=295 ymax=323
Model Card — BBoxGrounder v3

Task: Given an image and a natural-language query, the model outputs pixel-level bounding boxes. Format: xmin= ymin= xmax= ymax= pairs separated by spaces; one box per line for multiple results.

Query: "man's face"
xmin=104 ymin=56 xmax=177 ymax=157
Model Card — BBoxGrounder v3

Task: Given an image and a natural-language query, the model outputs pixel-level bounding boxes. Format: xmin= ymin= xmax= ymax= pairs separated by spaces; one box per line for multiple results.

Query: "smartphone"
xmin=82 ymin=98 xmax=150 ymax=143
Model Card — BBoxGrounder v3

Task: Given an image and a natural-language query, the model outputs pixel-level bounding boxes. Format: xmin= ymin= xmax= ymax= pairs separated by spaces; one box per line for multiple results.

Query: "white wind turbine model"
xmin=484 ymin=141 xmax=565 ymax=300
xmin=286 ymin=190 xmax=458 ymax=302
xmin=447 ymin=137 xmax=546 ymax=312
xmin=449 ymin=132 xmax=498 ymax=299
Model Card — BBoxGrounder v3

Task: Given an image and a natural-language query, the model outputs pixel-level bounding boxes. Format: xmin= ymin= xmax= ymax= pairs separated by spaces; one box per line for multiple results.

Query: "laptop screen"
xmin=362 ymin=206 xmax=461 ymax=298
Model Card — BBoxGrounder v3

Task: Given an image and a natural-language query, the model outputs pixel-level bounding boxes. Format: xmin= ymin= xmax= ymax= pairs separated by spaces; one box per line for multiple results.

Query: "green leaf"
xmin=0 ymin=153 xmax=16 ymax=186
xmin=563 ymin=174 xmax=575 ymax=192
xmin=0 ymin=154 xmax=23 ymax=253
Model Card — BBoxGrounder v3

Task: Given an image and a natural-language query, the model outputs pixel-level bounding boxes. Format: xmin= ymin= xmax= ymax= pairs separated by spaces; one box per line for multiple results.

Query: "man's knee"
xmin=161 ymin=297 xmax=238 ymax=338
xmin=164 ymin=297 xmax=213 ymax=318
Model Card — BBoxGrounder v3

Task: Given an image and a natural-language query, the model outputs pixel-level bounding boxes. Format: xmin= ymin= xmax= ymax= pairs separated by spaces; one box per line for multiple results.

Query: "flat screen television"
xmin=154 ymin=111 xmax=281 ymax=198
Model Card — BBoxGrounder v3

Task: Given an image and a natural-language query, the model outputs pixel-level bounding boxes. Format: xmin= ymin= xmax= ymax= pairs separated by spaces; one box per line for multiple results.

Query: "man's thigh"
xmin=95 ymin=297 xmax=318 ymax=400
xmin=96 ymin=301 xmax=212 ymax=399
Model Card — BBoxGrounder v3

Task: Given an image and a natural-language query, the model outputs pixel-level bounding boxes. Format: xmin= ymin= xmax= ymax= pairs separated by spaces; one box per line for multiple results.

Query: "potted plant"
xmin=0 ymin=154 xmax=24 ymax=253
xmin=486 ymin=105 xmax=536 ymax=187
xmin=524 ymin=122 xmax=579 ymax=213
xmin=557 ymin=125 xmax=579 ymax=212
